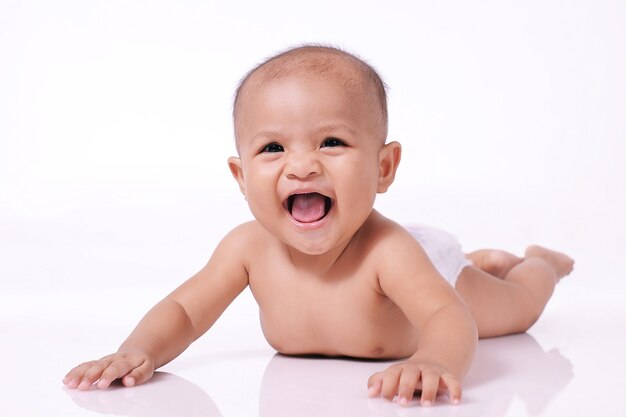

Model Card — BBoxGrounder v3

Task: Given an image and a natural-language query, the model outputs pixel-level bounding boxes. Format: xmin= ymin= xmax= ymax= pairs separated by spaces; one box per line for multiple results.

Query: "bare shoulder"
xmin=361 ymin=212 xmax=426 ymax=263
xmin=215 ymin=220 xmax=275 ymax=265
xmin=171 ymin=221 xmax=271 ymax=300
xmin=362 ymin=212 xmax=442 ymax=291
xmin=224 ymin=220 xmax=269 ymax=245
xmin=220 ymin=220 xmax=278 ymax=249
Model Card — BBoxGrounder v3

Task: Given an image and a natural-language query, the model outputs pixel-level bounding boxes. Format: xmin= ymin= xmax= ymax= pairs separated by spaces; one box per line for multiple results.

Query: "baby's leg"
xmin=456 ymin=246 xmax=574 ymax=338
xmin=465 ymin=249 xmax=523 ymax=278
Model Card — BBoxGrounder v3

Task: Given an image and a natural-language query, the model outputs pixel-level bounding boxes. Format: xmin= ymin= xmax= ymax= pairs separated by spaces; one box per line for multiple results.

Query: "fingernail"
xmin=452 ymin=398 xmax=460 ymax=405
xmin=399 ymin=396 xmax=409 ymax=405
xmin=78 ymin=380 xmax=91 ymax=390
xmin=422 ymin=400 xmax=432 ymax=407
xmin=367 ymin=386 xmax=377 ymax=397
xmin=125 ymin=377 xmax=135 ymax=387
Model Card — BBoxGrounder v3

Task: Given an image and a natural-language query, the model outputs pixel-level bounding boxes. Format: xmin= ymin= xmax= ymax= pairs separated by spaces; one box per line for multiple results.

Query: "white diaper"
xmin=405 ymin=224 xmax=472 ymax=287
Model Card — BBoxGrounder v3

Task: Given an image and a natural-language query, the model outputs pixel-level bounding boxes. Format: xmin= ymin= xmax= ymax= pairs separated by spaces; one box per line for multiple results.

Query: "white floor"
xmin=2 ymin=266 xmax=625 ymax=417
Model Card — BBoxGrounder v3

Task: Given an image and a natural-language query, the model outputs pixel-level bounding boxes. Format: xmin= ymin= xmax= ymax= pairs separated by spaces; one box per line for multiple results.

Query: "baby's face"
xmin=230 ymin=74 xmax=388 ymax=255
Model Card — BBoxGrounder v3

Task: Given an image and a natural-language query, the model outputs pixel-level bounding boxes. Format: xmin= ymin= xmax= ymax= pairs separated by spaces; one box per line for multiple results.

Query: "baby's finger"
xmin=121 ymin=358 xmax=154 ymax=387
xmin=441 ymin=373 xmax=462 ymax=405
xmin=419 ymin=369 xmax=440 ymax=406
xmin=77 ymin=361 xmax=111 ymax=390
xmin=96 ymin=359 xmax=137 ymax=389
xmin=64 ymin=362 xmax=96 ymax=388
xmin=380 ymin=367 xmax=402 ymax=401
xmin=367 ymin=373 xmax=383 ymax=397
xmin=397 ymin=368 xmax=419 ymax=406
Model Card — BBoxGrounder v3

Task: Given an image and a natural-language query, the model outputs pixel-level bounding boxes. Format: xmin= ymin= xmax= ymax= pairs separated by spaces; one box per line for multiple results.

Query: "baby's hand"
xmin=63 ymin=350 xmax=155 ymax=390
xmin=367 ymin=360 xmax=461 ymax=406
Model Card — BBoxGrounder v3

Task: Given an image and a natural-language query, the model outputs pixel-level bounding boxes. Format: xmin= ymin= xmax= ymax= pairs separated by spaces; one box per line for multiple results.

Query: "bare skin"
xmin=456 ymin=246 xmax=574 ymax=338
xmin=465 ymin=249 xmax=523 ymax=278
xmin=63 ymin=46 xmax=575 ymax=407
xmin=65 ymin=212 xmax=478 ymax=405
xmin=63 ymin=232 xmax=573 ymax=403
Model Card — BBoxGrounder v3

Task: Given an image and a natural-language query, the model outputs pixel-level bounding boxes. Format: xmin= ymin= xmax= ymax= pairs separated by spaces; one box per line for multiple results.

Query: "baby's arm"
xmin=64 ymin=226 xmax=250 ymax=390
xmin=367 ymin=232 xmax=478 ymax=406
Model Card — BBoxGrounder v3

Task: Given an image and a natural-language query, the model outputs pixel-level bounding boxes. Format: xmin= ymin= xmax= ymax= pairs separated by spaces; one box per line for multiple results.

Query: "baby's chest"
xmin=249 ymin=271 xmax=414 ymax=356
xmin=260 ymin=281 xmax=378 ymax=326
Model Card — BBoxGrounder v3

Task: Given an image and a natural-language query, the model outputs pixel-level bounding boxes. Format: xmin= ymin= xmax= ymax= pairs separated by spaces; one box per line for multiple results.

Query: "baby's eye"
xmin=260 ymin=143 xmax=284 ymax=153
xmin=321 ymin=137 xmax=346 ymax=148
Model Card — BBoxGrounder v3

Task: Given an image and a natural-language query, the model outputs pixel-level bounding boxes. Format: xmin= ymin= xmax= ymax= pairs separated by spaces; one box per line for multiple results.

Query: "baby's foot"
xmin=525 ymin=245 xmax=574 ymax=280
xmin=466 ymin=249 xmax=523 ymax=278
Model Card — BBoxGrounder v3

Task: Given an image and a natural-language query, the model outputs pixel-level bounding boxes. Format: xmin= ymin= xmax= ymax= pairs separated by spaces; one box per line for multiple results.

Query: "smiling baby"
xmin=64 ymin=45 xmax=574 ymax=407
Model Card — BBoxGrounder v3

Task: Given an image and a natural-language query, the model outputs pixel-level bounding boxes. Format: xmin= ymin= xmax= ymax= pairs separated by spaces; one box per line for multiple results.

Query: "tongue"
xmin=291 ymin=193 xmax=327 ymax=223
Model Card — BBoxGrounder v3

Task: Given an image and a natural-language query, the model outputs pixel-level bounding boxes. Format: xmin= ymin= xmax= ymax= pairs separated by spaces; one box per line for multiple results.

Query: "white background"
xmin=2 ymin=0 xmax=625 ymax=291
xmin=1 ymin=1 xmax=625 ymax=416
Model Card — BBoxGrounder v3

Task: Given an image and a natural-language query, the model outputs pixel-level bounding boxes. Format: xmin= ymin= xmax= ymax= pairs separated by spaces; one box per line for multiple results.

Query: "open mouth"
xmin=284 ymin=192 xmax=333 ymax=223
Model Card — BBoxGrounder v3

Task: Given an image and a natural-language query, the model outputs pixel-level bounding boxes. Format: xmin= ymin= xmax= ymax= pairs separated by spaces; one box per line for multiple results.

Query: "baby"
xmin=64 ymin=45 xmax=574 ymax=406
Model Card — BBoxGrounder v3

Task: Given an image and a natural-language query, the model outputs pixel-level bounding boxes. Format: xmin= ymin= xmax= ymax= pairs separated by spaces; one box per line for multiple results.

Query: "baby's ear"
xmin=228 ymin=156 xmax=247 ymax=197
xmin=377 ymin=141 xmax=402 ymax=193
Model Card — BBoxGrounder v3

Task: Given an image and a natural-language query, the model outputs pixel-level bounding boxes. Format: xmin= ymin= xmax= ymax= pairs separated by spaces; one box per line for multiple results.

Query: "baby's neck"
xmin=283 ymin=210 xmax=380 ymax=275
xmin=284 ymin=236 xmax=356 ymax=276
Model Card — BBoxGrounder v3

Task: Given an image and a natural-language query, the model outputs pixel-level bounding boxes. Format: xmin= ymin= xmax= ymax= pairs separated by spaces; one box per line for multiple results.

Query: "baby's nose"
xmin=285 ymin=151 xmax=321 ymax=179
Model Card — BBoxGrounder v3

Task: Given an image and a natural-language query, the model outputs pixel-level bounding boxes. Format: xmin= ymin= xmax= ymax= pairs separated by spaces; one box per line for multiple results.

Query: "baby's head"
xmin=229 ymin=45 xmax=401 ymax=255
xmin=233 ymin=45 xmax=388 ymax=147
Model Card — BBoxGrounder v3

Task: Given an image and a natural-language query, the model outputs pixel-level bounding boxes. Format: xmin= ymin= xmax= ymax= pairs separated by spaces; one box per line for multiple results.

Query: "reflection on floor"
xmin=63 ymin=333 xmax=574 ymax=417
xmin=65 ymin=373 xmax=221 ymax=417
xmin=3 ymin=284 xmax=625 ymax=417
